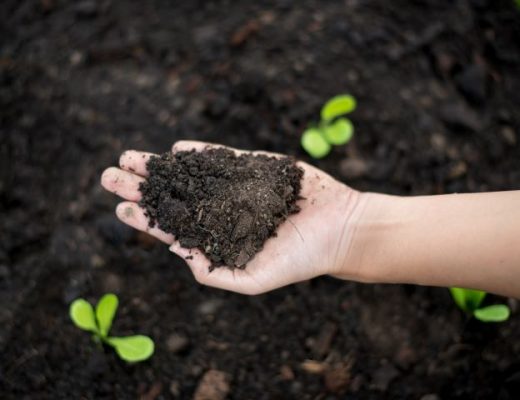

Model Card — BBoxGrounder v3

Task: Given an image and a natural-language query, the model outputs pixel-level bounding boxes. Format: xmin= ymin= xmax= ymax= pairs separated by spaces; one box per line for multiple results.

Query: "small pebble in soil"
xmin=139 ymin=148 xmax=303 ymax=270
xmin=193 ymin=369 xmax=230 ymax=400
xmin=197 ymin=299 xmax=224 ymax=315
xmin=166 ymin=333 xmax=190 ymax=353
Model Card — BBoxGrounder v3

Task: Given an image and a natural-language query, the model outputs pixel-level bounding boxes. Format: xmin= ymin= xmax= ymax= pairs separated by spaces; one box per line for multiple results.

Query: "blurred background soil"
xmin=1 ymin=0 xmax=520 ymax=399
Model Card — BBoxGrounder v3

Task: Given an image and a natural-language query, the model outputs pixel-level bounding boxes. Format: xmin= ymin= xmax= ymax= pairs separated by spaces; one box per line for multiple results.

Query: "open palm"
xmin=101 ymin=141 xmax=359 ymax=294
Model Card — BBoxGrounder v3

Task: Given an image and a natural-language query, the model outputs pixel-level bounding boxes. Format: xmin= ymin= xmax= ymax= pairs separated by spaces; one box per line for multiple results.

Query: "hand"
xmin=101 ymin=141 xmax=362 ymax=295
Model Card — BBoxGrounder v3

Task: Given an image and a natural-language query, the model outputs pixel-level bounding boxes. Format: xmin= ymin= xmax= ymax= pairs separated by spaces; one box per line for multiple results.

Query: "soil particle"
xmin=139 ymin=148 xmax=303 ymax=269
xmin=324 ymin=361 xmax=352 ymax=394
xmin=370 ymin=362 xmax=400 ymax=392
xmin=279 ymin=365 xmax=295 ymax=380
xmin=169 ymin=381 xmax=181 ymax=397
xmin=312 ymin=321 xmax=338 ymax=358
xmin=301 ymin=360 xmax=326 ymax=375
xmin=166 ymin=333 xmax=190 ymax=354
xmin=197 ymin=298 xmax=224 ymax=315
xmin=193 ymin=369 xmax=231 ymax=400
xmin=339 ymin=158 xmax=371 ymax=180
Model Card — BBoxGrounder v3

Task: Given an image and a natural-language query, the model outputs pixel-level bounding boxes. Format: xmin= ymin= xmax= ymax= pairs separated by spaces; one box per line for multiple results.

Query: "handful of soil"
xmin=139 ymin=148 xmax=304 ymax=270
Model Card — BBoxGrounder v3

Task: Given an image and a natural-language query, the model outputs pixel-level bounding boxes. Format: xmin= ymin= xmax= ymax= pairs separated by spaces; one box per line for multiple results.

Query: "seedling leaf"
xmin=70 ymin=299 xmax=98 ymax=333
xmin=449 ymin=287 xmax=486 ymax=312
xmin=301 ymin=128 xmax=331 ymax=159
xmin=474 ymin=304 xmax=510 ymax=322
xmin=321 ymin=95 xmax=357 ymax=121
xmin=96 ymin=293 xmax=118 ymax=337
xmin=324 ymin=117 xmax=354 ymax=145
xmin=107 ymin=335 xmax=155 ymax=362
xmin=449 ymin=287 xmax=469 ymax=311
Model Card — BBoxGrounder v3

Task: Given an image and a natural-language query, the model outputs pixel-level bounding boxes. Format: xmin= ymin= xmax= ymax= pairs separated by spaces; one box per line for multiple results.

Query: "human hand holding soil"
xmin=101 ymin=140 xmax=362 ymax=295
xmin=102 ymin=141 xmax=520 ymax=298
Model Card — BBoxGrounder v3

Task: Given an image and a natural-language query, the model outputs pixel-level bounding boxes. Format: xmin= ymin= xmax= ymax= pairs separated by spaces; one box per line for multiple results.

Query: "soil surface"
xmin=2 ymin=0 xmax=520 ymax=399
xmin=139 ymin=148 xmax=303 ymax=269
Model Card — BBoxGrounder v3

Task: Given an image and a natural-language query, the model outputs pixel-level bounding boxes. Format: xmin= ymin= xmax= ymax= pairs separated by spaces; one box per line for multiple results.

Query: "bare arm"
xmin=338 ymin=191 xmax=520 ymax=298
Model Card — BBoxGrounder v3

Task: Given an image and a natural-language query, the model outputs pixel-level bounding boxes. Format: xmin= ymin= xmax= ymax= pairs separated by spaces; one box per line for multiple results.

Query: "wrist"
xmin=330 ymin=192 xmax=406 ymax=284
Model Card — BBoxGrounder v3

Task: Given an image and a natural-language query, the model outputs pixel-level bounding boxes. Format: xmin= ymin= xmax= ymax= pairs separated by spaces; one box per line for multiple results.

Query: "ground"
xmin=1 ymin=0 xmax=520 ymax=399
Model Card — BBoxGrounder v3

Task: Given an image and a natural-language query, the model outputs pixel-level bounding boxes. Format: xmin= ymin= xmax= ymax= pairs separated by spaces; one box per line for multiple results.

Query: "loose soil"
xmin=2 ymin=0 xmax=520 ymax=399
xmin=139 ymin=148 xmax=303 ymax=269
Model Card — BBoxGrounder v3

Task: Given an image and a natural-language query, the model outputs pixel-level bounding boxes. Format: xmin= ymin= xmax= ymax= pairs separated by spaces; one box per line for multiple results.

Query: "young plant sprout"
xmin=449 ymin=287 xmax=510 ymax=323
xmin=70 ymin=293 xmax=155 ymax=362
xmin=301 ymin=94 xmax=357 ymax=159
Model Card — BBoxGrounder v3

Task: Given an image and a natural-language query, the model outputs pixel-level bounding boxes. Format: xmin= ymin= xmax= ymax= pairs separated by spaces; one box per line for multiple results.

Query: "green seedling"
xmin=70 ymin=293 xmax=154 ymax=362
xmin=301 ymin=94 xmax=357 ymax=159
xmin=450 ymin=287 xmax=510 ymax=323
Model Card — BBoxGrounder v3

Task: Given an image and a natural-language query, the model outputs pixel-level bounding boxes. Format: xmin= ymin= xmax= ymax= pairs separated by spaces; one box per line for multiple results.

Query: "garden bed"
xmin=1 ymin=0 xmax=520 ymax=399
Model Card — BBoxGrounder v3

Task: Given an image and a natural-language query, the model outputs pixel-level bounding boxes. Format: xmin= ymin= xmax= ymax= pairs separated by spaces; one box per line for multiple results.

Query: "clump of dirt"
xmin=138 ymin=148 xmax=304 ymax=269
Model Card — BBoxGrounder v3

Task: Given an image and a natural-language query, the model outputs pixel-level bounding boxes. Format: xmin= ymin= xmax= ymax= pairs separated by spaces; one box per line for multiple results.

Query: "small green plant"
xmin=450 ymin=287 xmax=510 ymax=323
xmin=301 ymin=94 xmax=357 ymax=159
xmin=70 ymin=293 xmax=154 ymax=362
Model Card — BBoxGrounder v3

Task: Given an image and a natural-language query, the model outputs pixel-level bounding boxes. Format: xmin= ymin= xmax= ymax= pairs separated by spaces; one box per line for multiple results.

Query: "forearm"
xmin=344 ymin=191 xmax=520 ymax=298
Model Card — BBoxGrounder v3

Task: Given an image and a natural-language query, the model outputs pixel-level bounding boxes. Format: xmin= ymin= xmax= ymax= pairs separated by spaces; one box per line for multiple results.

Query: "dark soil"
xmin=139 ymin=148 xmax=303 ymax=269
xmin=2 ymin=0 xmax=520 ymax=399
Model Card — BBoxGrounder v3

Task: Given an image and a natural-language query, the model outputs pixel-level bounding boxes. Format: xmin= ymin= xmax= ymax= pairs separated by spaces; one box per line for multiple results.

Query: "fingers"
xmin=115 ymin=201 xmax=174 ymax=244
xmin=172 ymin=140 xmax=230 ymax=153
xmin=101 ymin=167 xmax=144 ymax=201
xmin=171 ymin=140 xmax=286 ymax=159
xmin=119 ymin=150 xmax=155 ymax=177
